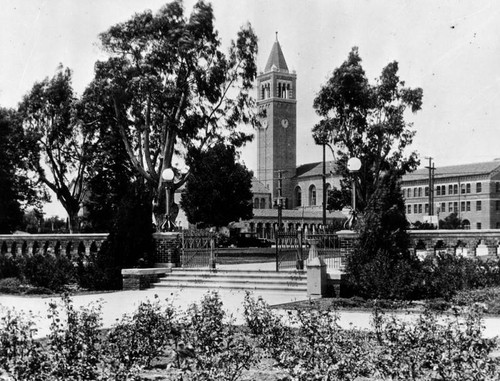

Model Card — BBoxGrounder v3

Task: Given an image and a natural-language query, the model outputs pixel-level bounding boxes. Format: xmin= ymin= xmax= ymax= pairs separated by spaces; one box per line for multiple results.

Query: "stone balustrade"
xmin=336 ymin=229 xmax=500 ymax=260
xmin=0 ymin=233 xmax=109 ymax=260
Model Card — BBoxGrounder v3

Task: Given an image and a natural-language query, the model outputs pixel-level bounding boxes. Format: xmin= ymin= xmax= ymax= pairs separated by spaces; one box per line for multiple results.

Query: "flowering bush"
xmin=177 ymin=291 xmax=258 ymax=381
xmin=0 ymin=292 xmax=499 ymax=380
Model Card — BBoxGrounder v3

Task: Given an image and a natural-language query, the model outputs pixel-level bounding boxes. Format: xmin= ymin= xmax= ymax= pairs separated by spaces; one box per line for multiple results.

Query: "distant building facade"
xmin=402 ymin=161 xmax=500 ymax=229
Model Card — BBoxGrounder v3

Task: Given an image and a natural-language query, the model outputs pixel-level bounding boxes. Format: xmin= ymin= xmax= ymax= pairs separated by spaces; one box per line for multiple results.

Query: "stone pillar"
xmin=153 ymin=232 xmax=181 ymax=268
xmin=307 ymin=239 xmax=327 ymax=298
xmin=475 ymin=240 xmax=489 ymax=257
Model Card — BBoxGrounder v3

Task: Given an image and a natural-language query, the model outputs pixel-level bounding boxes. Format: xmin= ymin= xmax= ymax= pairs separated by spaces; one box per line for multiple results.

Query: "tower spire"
xmin=264 ymin=34 xmax=289 ymax=73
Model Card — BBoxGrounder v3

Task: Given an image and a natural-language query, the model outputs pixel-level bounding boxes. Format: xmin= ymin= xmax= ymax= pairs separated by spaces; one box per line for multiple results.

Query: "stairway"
xmin=153 ymin=268 xmax=307 ymax=294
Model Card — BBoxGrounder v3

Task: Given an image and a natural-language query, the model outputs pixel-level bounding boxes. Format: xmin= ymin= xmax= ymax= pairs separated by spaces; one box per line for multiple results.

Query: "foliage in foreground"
xmin=243 ymin=292 xmax=500 ymax=381
xmin=0 ymin=292 xmax=258 ymax=381
xmin=0 ymin=292 xmax=499 ymax=380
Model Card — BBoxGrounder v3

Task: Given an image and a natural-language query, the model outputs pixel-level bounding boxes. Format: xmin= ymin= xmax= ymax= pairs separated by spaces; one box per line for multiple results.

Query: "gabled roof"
xmin=295 ymin=160 xmax=339 ymax=178
xmin=264 ymin=38 xmax=289 ymax=73
xmin=251 ymin=178 xmax=271 ymax=194
xmin=403 ymin=161 xmax=500 ymax=182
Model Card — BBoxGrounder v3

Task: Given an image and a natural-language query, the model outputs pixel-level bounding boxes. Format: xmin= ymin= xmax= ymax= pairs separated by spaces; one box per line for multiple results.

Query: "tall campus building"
xmin=246 ymin=37 xmax=500 ymax=236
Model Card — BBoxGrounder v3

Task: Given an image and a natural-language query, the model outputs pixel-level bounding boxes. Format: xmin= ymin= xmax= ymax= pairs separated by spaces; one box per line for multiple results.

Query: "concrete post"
xmin=307 ymin=238 xmax=327 ymax=298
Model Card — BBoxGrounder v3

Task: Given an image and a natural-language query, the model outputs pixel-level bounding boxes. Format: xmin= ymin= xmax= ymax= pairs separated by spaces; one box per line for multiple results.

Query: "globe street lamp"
xmin=161 ymin=167 xmax=175 ymax=232
xmin=347 ymin=157 xmax=361 ymax=229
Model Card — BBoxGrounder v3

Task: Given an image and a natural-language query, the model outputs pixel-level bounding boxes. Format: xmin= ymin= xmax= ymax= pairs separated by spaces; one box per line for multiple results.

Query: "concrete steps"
xmin=153 ymin=268 xmax=307 ymax=294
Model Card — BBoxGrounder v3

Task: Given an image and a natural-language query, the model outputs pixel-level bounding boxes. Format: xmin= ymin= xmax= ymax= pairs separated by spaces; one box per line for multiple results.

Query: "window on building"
xmin=448 ymin=202 xmax=453 ymax=212
xmin=466 ymin=183 xmax=471 ymax=193
xmin=295 ymin=187 xmax=302 ymax=207
xmin=253 ymin=198 xmax=259 ymax=209
xmin=454 ymin=202 xmax=458 ymax=213
xmin=261 ymin=82 xmax=271 ymax=99
xmin=461 ymin=202 xmax=465 ymax=212
xmin=309 ymin=185 xmax=316 ymax=206
xmin=449 ymin=184 xmax=453 ymax=194
xmin=424 ymin=204 xmax=429 ymax=214
xmin=466 ymin=201 xmax=471 ymax=211
xmin=476 ymin=182 xmax=482 ymax=193
xmin=425 ymin=187 xmax=429 ymax=196
xmin=407 ymin=205 xmax=411 ymax=214
xmin=441 ymin=185 xmax=446 ymax=195
xmin=476 ymin=200 xmax=482 ymax=211
xmin=436 ymin=187 xmax=440 ymax=196
xmin=477 ymin=222 xmax=482 ymax=230
xmin=414 ymin=204 xmax=418 ymax=214
xmin=413 ymin=188 xmax=417 ymax=197
xmin=454 ymin=184 xmax=458 ymax=194
xmin=418 ymin=204 xmax=422 ymax=214
xmin=497 ymin=200 xmax=500 ymax=211
xmin=441 ymin=202 xmax=446 ymax=212
xmin=461 ymin=184 xmax=465 ymax=194
xmin=418 ymin=187 xmax=422 ymax=197
xmin=260 ymin=198 xmax=266 ymax=209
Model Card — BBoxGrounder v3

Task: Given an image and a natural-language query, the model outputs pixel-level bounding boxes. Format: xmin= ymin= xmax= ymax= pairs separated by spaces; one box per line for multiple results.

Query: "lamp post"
xmin=161 ymin=167 xmax=175 ymax=232
xmin=347 ymin=157 xmax=361 ymax=229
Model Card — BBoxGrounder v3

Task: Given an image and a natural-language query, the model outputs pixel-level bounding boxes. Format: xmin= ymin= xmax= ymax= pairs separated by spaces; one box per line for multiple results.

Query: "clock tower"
xmin=256 ymin=35 xmax=297 ymax=209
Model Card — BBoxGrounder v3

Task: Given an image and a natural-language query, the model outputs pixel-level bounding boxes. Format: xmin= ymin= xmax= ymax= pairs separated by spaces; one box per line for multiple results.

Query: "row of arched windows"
xmin=295 ymin=183 xmax=331 ymax=208
xmin=259 ymin=81 xmax=293 ymax=100
xmin=253 ymin=197 xmax=269 ymax=209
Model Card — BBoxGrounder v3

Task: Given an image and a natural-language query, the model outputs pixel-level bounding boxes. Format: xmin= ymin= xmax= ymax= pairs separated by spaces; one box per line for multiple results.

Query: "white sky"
xmin=1 ymin=0 xmax=500 ymax=216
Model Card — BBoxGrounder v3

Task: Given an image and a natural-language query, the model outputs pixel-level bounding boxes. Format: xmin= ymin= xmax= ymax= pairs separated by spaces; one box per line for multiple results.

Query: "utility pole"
xmin=425 ymin=157 xmax=435 ymax=216
xmin=276 ymin=170 xmax=284 ymax=231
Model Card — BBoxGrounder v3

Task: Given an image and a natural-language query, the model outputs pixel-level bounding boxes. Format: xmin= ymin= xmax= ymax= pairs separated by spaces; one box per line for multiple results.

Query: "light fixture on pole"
xmin=347 ymin=157 xmax=361 ymax=229
xmin=161 ymin=167 xmax=175 ymax=232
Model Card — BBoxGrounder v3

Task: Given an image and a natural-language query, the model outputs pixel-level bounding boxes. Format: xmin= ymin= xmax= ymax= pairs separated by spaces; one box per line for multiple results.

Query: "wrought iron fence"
xmin=274 ymin=229 xmax=304 ymax=271
xmin=274 ymin=227 xmax=345 ymax=271
xmin=304 ymin=232 xmax=344 ymax=270
xmin=180 ymin=230 xmax=217 ymax=268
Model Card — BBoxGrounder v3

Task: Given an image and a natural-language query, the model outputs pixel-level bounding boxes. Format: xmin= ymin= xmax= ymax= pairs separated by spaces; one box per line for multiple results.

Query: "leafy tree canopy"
xmin=439 ymin=212 xmax=463 ymax=229
xmin=346 ymin=170 xmax=419 ymax=299
xmin=0 ymin=107 xmax=46 ymax=233
xmin=313 ymin=47 xmax=423 ymax=212
xmin=92 ymin=0 xmax=259 ymax=229
xmin=180 ymin=143 xmax=253 ymax=228
xmin=18 ymin=66 xmax=92 ymax=232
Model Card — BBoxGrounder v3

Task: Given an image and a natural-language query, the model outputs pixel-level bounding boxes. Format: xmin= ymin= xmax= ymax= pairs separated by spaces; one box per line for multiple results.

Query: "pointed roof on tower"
xmin=264 ymin=32 xmax=289 ymax=73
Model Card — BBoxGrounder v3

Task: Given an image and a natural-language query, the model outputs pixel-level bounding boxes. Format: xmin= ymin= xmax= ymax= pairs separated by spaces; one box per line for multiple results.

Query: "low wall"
xmin=121 ymin=268 xmax=170 ymax=290
xmin=336 ymin=229 xmax=500 ymax=260
xmin=0 ymin=233 xmax=109 ymax=260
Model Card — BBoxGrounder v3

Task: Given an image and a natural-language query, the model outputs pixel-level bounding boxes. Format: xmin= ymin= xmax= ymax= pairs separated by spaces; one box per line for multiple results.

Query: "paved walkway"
xmin=1 ymin=261 xmax=499 ymax=339
xmin=0 ymin=286 xmax=305 ymax=338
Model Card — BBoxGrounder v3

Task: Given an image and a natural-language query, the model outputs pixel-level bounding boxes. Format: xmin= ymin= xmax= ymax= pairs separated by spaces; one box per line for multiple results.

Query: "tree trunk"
xmin=67 ymin=210 xmax=80 ymax=234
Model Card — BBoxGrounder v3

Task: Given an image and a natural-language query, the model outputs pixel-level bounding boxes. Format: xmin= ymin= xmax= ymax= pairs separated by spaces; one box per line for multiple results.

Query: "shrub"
xmin=106 ymin=295 xmax=176 ymax=376
xmin=45 ymin=294 xmax=105 ymax=380
xmin=373 ymin=305 xmax=500 ymax=380
xmin=0 ymin=253 xmax=21 ymax=280
xmin=346 ymin=171 xmax=420 ymax=300
xmin=0 ymin=306 xmax=49 ymax=379
xmin=243 ymin=292 xmax=372 ymax=380
xmin=23 ymin=253 xmax=75 ymax=292
xmin=179 ymin=291 xmax=258 ymax=381
xmin=416 ymin=254 xmax=499 ymax=300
